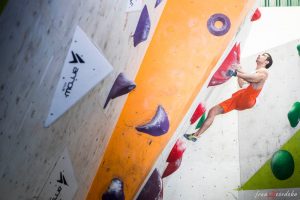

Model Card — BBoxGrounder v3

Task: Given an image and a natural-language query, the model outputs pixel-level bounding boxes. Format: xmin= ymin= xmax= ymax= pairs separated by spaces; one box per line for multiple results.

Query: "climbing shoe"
xmin=183 ymin=133 xmax=198 ymax=142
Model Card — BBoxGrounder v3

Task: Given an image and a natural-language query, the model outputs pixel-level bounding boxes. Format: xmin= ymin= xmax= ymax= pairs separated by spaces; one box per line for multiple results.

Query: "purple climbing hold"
xmin=102 ymin=178 xmax=125 ymax=200
xmin=137 ymin=169 xmax=163 ymax=200
xmin=104 ymin=73 xmax=136 ymax=109
xmin=207 ymin=13 xmax=231 ymax=36
xmin=136 ymin=105 xmax=169 ymax=136
xmin=133 ymin=5 xmax=151 ymax=47
xmin=155 ymin=0 xmax=163 ymax=8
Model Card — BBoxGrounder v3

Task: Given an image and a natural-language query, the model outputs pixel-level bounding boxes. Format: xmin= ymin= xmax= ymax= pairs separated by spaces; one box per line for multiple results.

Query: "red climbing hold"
xmin=208 ymin=43 xmax=240 ymax=87
xmin=190 ymin=103 xmax=206 ymax=125
xmin=166 ymin=139 xmax=186 ymax=163
xmin=251 ymin=8 xmax=261 ymax=22
xmin=162 ymin=157 xmax=182 ymax=178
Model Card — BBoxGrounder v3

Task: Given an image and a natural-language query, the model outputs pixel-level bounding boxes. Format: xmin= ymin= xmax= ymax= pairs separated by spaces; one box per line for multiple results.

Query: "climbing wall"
xmin=239 ymin=39 xmax=300 ymax=199
xmin=0 ymin=0 xmax=165 ymax=199
xmin=157 ymin=4 xmax=260 ymax=200
xmin=236 ymin=7 xmax=300 ymax=199
xmin=87 ymin=0 xmax=257 ymax=199
xmin=143 ymin=6 xmax=300 ymax=200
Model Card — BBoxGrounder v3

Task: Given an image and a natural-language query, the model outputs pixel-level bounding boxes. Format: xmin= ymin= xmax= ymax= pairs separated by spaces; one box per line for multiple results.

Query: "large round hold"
xmin=207 ymin=13 xmax=231 ymax=36
xmin=271 ymin=150 xmax=294 ymax=180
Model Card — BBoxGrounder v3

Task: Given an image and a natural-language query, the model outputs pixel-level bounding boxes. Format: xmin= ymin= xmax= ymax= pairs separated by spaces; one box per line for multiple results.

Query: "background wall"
xmin=239 ymin=39 xmax=300 ymax=188
xmin=0 ymin=0 xmax=165 ymax=199
xmin=159 ymin=7 xmax=300 ymax=200
xmin=239 ymin=7 xmax=300 ymax=199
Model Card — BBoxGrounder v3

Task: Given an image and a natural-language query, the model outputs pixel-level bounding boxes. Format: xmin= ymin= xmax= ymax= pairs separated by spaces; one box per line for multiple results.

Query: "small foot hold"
xmin=183 ymin=133 xmax=198 ymax=142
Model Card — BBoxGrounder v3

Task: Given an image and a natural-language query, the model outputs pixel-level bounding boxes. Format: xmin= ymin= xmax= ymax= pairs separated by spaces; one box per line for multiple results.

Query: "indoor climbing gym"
xmin=0 ymin=0 xmax=300 ymax=199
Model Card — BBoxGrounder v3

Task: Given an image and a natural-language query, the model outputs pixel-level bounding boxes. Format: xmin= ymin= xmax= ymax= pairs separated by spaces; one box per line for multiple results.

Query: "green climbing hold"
xmin=288 ymin=102 xmax=300 ymax=128
xmin=297 ymin=44 xmax=300 ymax=56
xmin=239 ymin=129 xmax=300 ymax=190
xmin=271 ymin=150 xmax=294 ymax=180
xmin=195 ymin=113 xmax=206 ymax=129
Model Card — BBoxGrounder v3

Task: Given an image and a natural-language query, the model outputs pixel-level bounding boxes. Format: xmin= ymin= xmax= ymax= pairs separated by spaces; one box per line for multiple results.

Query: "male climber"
xmin=184 ymin=53 xmax=273 ymax=142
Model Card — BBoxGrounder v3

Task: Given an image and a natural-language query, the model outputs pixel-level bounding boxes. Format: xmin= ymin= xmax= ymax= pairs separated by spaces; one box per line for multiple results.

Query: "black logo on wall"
xmin=69 ymin=51 xmax=85 ymax=63
xmin=62 ymin=51 xmax=85 ymax=97
xmin=49 ymin=171 xmax=68 ymax=199
xmin=57 ymin=171 xmax=68 ymax=186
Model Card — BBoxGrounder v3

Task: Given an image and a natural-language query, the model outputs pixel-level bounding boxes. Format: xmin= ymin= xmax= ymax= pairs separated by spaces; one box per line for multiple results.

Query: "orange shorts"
xmin=219 ymin=86 xmax=262 ymax=113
